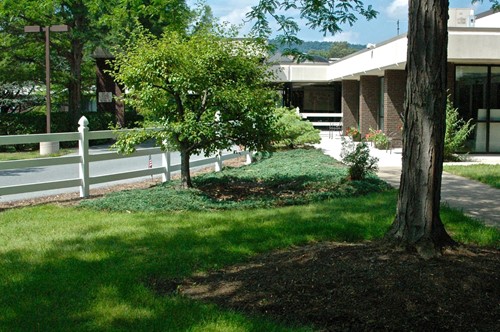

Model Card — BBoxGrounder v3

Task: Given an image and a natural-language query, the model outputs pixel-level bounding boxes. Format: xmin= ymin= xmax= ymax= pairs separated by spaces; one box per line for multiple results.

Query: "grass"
xmin=80 ymin=148 xmax=391 ymax=212
xmin=1 ymin=148 xmax=498 ymax=330
xmin=444 ymin=164 xmax=500 ymax=189
xmin=1 ymin=191 xmax=498 ymax=331
xmin=0 ymin=148 xmax=76 ymax=161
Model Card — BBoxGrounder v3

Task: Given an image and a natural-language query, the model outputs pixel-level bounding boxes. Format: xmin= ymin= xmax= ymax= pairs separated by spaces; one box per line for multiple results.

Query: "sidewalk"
xmin=315 ymin=134 xmax=500 ymax=228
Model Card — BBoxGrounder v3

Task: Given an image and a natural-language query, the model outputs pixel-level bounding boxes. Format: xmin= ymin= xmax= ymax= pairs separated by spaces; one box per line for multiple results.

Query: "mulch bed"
xmin=149 ymin=241 xmax=500 ymax=331
xmin=3 ymin=156 xmax=499 ymax=331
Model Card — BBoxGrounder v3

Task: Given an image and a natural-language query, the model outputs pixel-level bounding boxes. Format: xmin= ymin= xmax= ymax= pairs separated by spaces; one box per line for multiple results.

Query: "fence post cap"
xmin=78 ymin=116 xmax=89 ymax=128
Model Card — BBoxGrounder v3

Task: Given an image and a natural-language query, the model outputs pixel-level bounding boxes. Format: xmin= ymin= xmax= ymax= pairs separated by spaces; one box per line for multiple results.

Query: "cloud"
xmin=386 ymin=0 xmax=408 ymax=19
xmin=322 ymin=31 xmax=361 ymax=43
xmin=220 ymin=6 xmax=252 ymax=26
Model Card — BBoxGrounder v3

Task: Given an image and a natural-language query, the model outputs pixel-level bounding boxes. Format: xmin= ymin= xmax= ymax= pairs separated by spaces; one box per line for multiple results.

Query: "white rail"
xmin=0 ymin=116 xmax=252 ymax=199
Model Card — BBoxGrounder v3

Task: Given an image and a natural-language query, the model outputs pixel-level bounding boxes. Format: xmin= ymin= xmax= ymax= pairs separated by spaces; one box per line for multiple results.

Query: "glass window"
xmin=455 ymin=66 xmax=488 ymax=121
xmin=490 ymin=66 xmax=500 ymax=111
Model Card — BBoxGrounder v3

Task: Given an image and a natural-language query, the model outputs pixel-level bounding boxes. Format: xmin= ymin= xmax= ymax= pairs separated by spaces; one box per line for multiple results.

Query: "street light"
xmin=24 ymin=24 xmax=69 ymax=134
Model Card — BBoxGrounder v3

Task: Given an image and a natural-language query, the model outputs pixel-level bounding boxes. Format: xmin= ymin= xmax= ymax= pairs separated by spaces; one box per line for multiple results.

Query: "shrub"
xmin=0 ymin=110 xmax=143 ymax=151
xmin=340 ymin=138 xmax=378 ymax=180
xmin=445 ymin=97 xmax=475 ymax=161
xmin=273 ymin=107 xmax=321 ymax=148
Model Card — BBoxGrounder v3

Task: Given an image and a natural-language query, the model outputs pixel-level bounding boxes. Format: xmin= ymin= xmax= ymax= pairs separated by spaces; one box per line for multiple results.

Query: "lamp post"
xmin=24 ymin=24 xmax=69 ymax=134
xmin=24 ymin=24 xmax=68 ymax=155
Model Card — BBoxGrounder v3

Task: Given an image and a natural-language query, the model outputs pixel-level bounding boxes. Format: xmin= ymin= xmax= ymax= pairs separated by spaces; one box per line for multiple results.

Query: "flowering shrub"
xmin=365 ymin=128 xmax=389 ymax=150
xmin=345 ymin=127 xmax=361 ymax=141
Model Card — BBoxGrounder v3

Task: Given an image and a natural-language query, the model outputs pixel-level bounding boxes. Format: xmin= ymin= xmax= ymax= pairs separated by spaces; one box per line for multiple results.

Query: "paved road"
xmin=0 ymin=145 xmax=220 ymax=203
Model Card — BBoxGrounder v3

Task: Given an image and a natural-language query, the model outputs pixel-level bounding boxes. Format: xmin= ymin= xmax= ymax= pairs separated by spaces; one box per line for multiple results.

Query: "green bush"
xmin=445 ymin=97 xmax=475 ymax=160
xmin=340 ymin=138 xmax=378 ymax=180
xmin=273 ymin=107 xmax=321 ymax=148
xmin=0 ymin=110 xmax=143 ymax=151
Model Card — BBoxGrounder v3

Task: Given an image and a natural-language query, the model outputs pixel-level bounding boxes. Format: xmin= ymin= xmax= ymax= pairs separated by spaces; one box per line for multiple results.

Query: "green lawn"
xmin=0 ymin=148 xmax=76 ymax=161
xmin=444 ymin=164 xmax=500 ymax=189
xmin=1 ymin=194 xmax=498 ymax=331
xmin=1 ymin=149 xmax=498 ymax=331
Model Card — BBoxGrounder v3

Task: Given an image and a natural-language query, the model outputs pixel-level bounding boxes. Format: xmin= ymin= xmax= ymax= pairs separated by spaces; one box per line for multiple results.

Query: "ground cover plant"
xmin=80 ymin=148 xmax=391 ymax=212
xmin=1 ymin=190 xmax=499 ymax=331
xmin=444 ymin=164 xmax=500 ymax=189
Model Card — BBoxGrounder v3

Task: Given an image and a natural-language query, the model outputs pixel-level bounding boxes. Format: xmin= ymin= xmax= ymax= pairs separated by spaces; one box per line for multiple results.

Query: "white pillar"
xmin=215 ymin=150 xmax=223 ymax=172
xmin=78 ymin=116 xmax=90 ymax=198
xmin=162 ymin=151 xmax=171 ymax=182
xmin=245 ymin=151 xmax=252 ymax=165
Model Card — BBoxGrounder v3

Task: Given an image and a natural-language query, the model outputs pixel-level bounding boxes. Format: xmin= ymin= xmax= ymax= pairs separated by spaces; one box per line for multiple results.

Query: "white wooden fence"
xmin=0 ymin=116 xmax=252 ymax=199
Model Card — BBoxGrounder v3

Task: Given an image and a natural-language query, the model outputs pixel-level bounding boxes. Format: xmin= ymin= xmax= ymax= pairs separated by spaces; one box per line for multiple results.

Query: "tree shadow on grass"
xmin=0 ymin=192 xmax=397 ymax=331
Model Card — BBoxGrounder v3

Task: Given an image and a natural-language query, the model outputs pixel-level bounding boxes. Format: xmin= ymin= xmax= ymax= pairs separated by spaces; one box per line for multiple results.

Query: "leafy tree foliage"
xmin=0 ymin=82 xmax=44 ymax=113
xmin=0 ymin=0 xmax=192 ymax=126
xmin=111 ymin=26 xmax=280 ymax=188
xmin=309 ymin=41 xmax=362 ymax=59
xmin=247 ymin=0 xmax=377 ymax=44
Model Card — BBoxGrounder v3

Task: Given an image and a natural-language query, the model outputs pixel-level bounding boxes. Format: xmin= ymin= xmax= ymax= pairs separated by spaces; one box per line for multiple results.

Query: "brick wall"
xmin=359 ymin=76 xmax=380 ymax=136
xmin=341 ymin=80 xmax=360 ymax=133
xmin=384 ymin=70 xmax=406 ymax=147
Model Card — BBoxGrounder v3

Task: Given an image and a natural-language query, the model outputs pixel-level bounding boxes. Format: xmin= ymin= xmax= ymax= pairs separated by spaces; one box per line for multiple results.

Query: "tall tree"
xmin=0 ymin=0 xmax=192 ymax=127
xmin=248 ymin=0 xmax=499 ymax=258
xmin=111 ymin=26 xmax=279 ymax=188
xmin=385 ymin=0 xmax=454 ymax=258
xmin=387 ymin=1 xmax=498 ymax=257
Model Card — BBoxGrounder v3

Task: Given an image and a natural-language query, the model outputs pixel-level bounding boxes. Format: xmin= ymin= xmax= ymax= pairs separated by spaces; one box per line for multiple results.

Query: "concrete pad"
xmin=315 ymin=135 xmax=500 ymax=228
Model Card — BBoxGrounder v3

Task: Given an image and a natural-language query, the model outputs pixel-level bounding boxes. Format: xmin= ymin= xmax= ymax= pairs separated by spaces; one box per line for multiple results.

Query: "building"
xmin=272 ymin=9 xmax=500 ymax=153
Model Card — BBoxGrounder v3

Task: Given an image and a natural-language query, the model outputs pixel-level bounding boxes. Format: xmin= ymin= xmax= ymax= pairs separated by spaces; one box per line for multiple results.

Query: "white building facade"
xmin=273 ymin=9 xmax=500 ymax=153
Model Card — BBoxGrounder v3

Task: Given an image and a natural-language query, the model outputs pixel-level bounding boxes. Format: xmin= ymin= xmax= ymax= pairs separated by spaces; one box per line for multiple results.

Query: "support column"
xmin=341 ymin=80 xmax=360 ymax=133
xmin=447 ymin=62 xmax=455 ymax=102
xmin=359 ymin=76 xmax=380 ymax=136
xmin=384 ymin=70 xmax=406 ymax=147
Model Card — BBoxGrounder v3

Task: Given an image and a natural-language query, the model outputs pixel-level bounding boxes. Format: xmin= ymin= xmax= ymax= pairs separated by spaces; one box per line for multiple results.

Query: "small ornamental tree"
xmin=111 ymin=26 xmax=280 ymax=188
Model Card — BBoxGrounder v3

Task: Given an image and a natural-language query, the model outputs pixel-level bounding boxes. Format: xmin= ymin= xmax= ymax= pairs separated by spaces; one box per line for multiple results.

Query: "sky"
xmin=187 ymin=0 xmax=493 ymax=45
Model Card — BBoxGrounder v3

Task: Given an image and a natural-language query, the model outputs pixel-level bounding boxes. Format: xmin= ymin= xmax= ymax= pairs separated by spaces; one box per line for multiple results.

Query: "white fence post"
xmin=162 ymin=151 xmax=171 ymax=182
xmin=245 ymin=150 xmax=253 ymax=165
xmin=78 ymin=116 xmax=90 ymax=198
xmin=215 ymin=150 xmax=223 ymax=172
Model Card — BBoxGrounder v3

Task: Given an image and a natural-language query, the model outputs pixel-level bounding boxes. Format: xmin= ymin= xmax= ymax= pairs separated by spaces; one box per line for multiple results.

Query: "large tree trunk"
xmin=386 ymin=0 xmax=456 ymax=258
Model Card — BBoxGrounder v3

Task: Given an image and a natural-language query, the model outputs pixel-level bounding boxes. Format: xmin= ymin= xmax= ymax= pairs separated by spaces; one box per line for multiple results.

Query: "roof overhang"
xmin=271 ymin=27 xmax=500 ymax=83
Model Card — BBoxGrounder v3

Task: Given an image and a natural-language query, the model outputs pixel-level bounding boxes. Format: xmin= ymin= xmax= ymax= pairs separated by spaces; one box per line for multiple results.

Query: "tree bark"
xmin=386 ymin=0 xmax=456 ymax=258
xmin=67 ymin=15 xmax=85 ymax=127
xmin=179 ymin=144 xmax=192 ymax=189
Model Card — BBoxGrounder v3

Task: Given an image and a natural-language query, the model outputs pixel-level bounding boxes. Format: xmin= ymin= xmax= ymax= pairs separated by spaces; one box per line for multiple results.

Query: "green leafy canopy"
xmin=111 ymin=21 xmax=281 ymax=187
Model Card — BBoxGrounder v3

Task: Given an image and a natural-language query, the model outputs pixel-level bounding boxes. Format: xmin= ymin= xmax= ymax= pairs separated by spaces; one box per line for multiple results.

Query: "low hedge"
xmin=0 ymin=110 xmax=143 ymax=151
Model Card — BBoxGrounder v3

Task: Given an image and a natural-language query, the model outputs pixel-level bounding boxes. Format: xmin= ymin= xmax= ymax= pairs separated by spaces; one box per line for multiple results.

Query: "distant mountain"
xmin=269 ymin=39 xmax=365 ymax=54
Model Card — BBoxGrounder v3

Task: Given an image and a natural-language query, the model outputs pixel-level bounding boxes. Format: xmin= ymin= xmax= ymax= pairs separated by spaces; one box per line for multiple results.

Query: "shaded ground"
xmin=150 ymin=242 xmax=500 ymax=331
xmin=3 ymin=155 xmax=499 ymax=331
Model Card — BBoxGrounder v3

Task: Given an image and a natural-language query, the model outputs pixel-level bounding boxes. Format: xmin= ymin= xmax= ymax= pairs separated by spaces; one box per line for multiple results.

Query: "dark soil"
xmin=150 ymin=242 xmax=500 ymax=331
xmin=4 ymin=156 xmax=499 ymax=331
